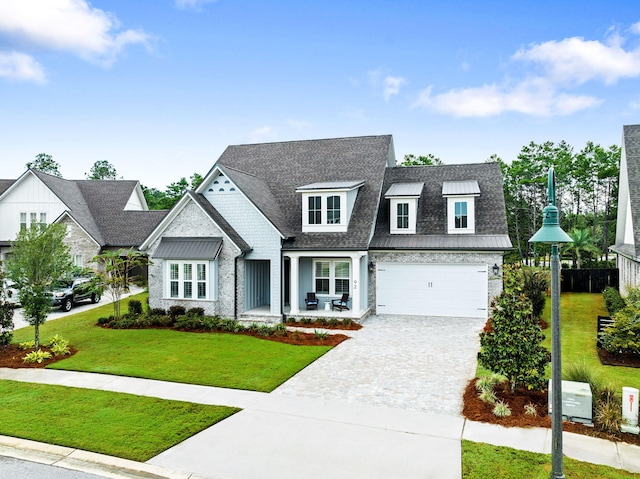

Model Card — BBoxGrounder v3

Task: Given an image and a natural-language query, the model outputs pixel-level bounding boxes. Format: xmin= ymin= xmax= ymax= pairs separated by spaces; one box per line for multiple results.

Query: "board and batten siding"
xmin=0 ymin=173 xmax=66 ymax=242
xmin=203 ymin=183 xmax=283 ymax=316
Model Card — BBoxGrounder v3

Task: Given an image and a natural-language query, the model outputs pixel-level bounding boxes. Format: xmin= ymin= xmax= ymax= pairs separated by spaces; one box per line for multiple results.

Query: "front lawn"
xmin=541 ymin=292 xmax=640 ymax=392
xmin=462 ymin=441 xmax=640 ymax=478
xmin=0 ymin=379 xmax=238 ymax=461
xmin=12 ymin=293 xmax=333 ymax=392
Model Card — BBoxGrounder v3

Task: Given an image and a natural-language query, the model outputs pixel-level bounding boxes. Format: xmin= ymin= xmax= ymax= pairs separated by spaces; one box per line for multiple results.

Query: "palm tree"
xmin=565 ymin=228 xmax=600 ymax=269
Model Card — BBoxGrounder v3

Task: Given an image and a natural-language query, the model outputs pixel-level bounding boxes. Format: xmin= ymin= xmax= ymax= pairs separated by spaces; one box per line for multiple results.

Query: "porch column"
xmin=289 ymin=254 xmax=300 ymax=315
xmin=349 ymin=252 xmax=366 ymax=318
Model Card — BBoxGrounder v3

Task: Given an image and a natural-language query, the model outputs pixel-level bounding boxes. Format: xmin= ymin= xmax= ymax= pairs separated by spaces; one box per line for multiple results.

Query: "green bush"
xmin=300 ymin=317 xmax=312 ymax=325
xmin=273 ymin=323 xmax=287 ymax=336
xmin=328 ymin=318 xmax=339 ymax=326
xmin=149 ymin=308 xmax=166 ymax=316
xmin=602 ymin=286 xmax=625 ymax=316
xmin=174 ymin=315 xmax=205 ymax=331
xmin=341 ymin=318 xmax=352 ymax=326
xmin=168 ymin=306 xmax=186 ymax=319
xmin=258 ymin=324 xmax=273 ymax=337
xmin=598 ymin=308 xmax=640 ymax=355
xmin=128 ymin=300 xmax=143 ymax=316
xmin=187 ymin=307 xmax=205 ymax=317
xmin=313 ymin=329 xmax=328 ymax=340
xmin=18 ymin=340 xmax=35 ymax=350
xmin=97 ymin=316 xmax=112 ymax=325
xmin=521 ymin=268 xmax=549 ymax=319
xmin=316 ymin=317 xmax=327 ymax=326
xmin=478 ymin=264 xmax=550 ymax=392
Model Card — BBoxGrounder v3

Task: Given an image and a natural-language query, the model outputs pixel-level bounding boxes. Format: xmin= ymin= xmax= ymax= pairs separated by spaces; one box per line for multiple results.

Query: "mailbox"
xmin=548 ymin=380 xmax=593 ymax=425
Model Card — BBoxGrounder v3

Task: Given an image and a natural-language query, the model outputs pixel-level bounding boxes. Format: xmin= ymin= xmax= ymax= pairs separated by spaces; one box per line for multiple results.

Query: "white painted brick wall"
xmin=368 ymin=250 xmax=504 ymax=315
xmin=146 ymin=201 xmax=240 ymax=318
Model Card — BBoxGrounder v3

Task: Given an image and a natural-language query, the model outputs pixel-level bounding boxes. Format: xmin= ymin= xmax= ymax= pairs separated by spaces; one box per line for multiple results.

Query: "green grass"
xmin=12 ymin=293 xmax=332 ymax=392
xmin=462 ymin=441 xmax=640 ymax=478
xmin=0 ymin=379 xmax=238 ymax=461
xmin=541 ymin=292 xmax=640 ymax=392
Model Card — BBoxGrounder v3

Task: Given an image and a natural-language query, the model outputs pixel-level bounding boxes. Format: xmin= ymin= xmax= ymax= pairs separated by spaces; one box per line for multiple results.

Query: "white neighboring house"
xmin=0 ymin=169 xmax=167 ymax=271
xmin=141 ymin=135 xmax=512 ymax=323
xmin=611 ymin=124 xmax=640 ymax=293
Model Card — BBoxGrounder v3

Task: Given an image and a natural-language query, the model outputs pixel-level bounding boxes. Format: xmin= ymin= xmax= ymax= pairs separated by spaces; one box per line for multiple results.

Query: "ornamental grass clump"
xmin=493 ymin=400 xmax=512 ymax=418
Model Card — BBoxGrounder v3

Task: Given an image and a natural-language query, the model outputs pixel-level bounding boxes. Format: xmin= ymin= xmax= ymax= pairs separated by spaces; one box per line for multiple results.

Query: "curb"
xmin=0 ymin=435 xmax=212 ymax=479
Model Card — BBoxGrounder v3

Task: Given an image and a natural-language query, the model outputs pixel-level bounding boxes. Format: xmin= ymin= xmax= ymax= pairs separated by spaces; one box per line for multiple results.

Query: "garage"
xmin=375 ymin=263 xmax=488 ymax=318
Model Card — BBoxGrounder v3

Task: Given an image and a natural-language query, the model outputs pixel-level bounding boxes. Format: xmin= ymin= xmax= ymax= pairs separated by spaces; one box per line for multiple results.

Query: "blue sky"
xmin=1 ymin=0 xmax=639 ymax=189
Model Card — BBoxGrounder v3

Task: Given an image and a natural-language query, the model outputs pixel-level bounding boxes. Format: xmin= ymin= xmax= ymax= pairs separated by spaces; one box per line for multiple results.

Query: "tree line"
xmin=25 ymin=142 xmax=622 ymax=268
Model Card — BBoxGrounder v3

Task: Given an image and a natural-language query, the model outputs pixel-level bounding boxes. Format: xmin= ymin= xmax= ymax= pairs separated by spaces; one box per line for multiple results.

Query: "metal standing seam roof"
xmin=152 ymin=237 xmax=223 ymax=259
xmin=296 ymin=180 xmax=365 ymax=191
xmin=442 ymin=180 xmax=480 ymax=196
xmin=384 ymin=182 xmax=424 ymax=197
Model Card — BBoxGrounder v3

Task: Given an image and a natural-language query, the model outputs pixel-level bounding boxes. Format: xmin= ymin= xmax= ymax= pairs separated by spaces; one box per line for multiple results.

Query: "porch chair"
xmin=305 ymin=292 xmax=319 ymax=310
xmin=331 ymin=293 xmax=350 ymax=311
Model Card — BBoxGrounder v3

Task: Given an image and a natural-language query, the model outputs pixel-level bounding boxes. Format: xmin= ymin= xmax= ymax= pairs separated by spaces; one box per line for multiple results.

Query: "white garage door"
xmin=376 ymin=263 xmax=488 ymax=318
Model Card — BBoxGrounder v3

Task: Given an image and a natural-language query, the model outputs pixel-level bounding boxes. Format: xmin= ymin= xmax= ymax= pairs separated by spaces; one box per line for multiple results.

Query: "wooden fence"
xmin=560 ymin=268 xmax=619 ymax=293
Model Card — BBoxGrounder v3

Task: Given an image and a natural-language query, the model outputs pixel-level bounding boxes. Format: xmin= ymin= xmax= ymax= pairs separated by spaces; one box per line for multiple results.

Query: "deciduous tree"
xmin=26 ymin=153 xmax=62 ymax=177
xmin=86 ymin=160 xmax=118 ymax=180
xmin=6 ymin=224 xmax=74 ymax=347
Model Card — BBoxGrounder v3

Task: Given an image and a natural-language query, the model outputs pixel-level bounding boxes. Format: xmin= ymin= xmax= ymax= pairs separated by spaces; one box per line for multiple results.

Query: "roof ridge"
xmin=226 ymin=134 xmax=392 ymax=149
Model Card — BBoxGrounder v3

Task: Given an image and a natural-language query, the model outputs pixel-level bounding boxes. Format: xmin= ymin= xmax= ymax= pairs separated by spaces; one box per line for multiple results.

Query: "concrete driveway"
xmin=273 ymin=314 xmax=487 ymax=416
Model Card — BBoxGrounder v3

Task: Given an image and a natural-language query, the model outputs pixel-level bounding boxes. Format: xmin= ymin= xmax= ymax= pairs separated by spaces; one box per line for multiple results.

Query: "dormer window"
xmin=443 ymin=181 xmax=480 ymax=234
xmin=385 ymin=182 xmax=423 ymax=235
xmin=297 ymin=181 xmax=364 ymax=233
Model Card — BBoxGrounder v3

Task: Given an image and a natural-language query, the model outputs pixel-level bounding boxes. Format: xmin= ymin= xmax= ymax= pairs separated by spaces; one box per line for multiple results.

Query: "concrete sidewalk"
xmin=1 ymin=368 xmax=639 ymax=479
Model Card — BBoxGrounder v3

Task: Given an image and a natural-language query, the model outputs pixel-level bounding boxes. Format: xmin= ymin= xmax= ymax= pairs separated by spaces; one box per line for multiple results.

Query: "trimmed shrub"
xmin=602 ymin=286 xmax=625 ymax=316
xmin=174 ymin=315 xmax=205 ymax=331
xmin=187 ymin=307 xmax=205 ymax=317
xmin=521 ymin=268 xmax=549 ymax=319
xmin=168 ymin=306 xmax=186 ymax=319
xmin=128 ymin=300 xmax=143 ymax=316
xmin=149 ymin=308 xmax=166 ymax=316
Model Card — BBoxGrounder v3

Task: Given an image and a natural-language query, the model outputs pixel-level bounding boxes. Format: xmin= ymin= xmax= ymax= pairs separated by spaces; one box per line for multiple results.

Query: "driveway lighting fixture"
xmin=529 ymin=167 xmax=572 ymax=479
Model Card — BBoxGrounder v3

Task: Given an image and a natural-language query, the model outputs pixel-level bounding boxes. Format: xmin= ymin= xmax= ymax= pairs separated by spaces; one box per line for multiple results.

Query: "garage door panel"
xmin=376 ymin=263 xmax=487 ymax=318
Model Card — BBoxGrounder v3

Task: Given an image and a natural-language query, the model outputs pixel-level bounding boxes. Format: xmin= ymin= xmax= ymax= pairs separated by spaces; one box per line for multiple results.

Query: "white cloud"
xmin=175 ymin=0 xmax=217 ymax=9
xmin=414 ymin=24 xmax=640 ymax=118
xmin=630 ymin=22 xmax=640 ymax=35
xmin=513 ymin=35 xmax=640 ymax=85
xmin=286 ymin=119 xmax=312 ymax=130
xmin=383 ymin=76 xmax=407 ymax=100
xmin=0 ymin=0 xmax=151 ymax=67
xmin=0 ymin=51 xmax=45 ymax=83
xmin=413 ymin=77 xmax=602 ymax=117
xmin=367 ymin=70 xmax=406 ymax=100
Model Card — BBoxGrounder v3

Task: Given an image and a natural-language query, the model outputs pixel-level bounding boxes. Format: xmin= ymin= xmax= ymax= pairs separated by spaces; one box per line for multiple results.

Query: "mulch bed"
xmin=286 ymin=320 xmax=362 ymax=331
xmin=597 ymin=348 xmax=640 ymax=368
xmin=240 ymin=329 xmax=349 ymax=347
xmin=462 ymin=379 xmax=640 ymax=447
xmin=0 ymin=344 xmax=78 ymax=369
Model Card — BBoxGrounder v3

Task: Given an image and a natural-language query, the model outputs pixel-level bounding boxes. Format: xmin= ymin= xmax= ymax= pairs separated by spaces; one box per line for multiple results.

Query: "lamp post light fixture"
xmin=492 ymin=263 xmax=500 ymax=276
xmin=529 ymin=167 xmax=573 ymax=479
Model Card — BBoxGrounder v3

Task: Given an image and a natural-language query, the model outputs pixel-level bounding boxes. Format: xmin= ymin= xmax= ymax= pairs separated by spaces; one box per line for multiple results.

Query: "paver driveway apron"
xmin=273 ymin=314 xmax=487 ymax=416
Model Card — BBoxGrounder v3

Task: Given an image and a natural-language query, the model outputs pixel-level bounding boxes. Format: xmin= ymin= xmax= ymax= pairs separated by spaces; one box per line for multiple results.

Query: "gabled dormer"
xmin=384 ymin=182 xmax=423 ymax=234
xmin=442 ymin=180 xmax=480 ymax=234
xmin=296 ymin=180 xmax=364 ymax=233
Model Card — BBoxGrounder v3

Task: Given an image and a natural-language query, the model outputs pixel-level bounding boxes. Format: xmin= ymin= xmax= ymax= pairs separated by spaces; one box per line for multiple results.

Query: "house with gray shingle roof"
xmin=141 ymin=135 xmax=512 ymax=322
xmin=611 ymin=124 xmax=640 ymax=292
xmin=0 ymin=169 xmax=167 ymax=271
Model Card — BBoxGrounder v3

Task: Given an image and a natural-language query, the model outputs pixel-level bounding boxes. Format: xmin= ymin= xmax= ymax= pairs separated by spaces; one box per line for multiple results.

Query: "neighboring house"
xmin=611 ymin=124 xmax=640 ymax=293
xmin=141 ymin=135 xmax=512 ymax=322
xmin=0 ymin=169 xmax=167 ymax=271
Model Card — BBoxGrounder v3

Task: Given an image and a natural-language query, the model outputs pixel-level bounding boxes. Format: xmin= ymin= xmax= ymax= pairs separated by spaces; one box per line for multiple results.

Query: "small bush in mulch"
xmin=0 ymin=344 xmax=78 ymax=369
xmin=287 ymin=318 xmax=362 ymax=331
xmin=462 ymin=378 xmax=640 ymax=447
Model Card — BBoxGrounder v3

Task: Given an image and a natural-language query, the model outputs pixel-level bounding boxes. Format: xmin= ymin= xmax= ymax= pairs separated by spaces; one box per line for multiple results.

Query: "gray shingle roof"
xmin=372 ymin=162 xmax=512 ymax=250
xmin=615 ymin=124 xmax=640 ymax=258
xmin=188 ymin=191 xmax=251 ymax=252
xmin=213 ymin=135 xmax=394 ymax=250
xmin=0 ymin=179 xmax=15 ymax=196
xmin=31 ymin=170 xmax=167 ymax=249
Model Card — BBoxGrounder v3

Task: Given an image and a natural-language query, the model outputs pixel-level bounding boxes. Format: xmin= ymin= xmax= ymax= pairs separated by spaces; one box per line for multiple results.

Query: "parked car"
xmin=49 ymin=276 xmax=102 ymax=312
xmin=3 ymin=280 xmax=20 ymax=307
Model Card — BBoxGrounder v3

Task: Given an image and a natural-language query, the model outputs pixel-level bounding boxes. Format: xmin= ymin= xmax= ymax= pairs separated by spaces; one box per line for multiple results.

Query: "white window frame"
xmin=446 ymin=196 xmax=475 ymax=234
xmin=164 ymin=260 xmax=217 ymax=300
xmin=74 ymin=254 xmax=83 ymax=268
xmin=301 ymin=191 xmax=348 ymax=232
xmin=20 ymin=211 xmax=47 ymax=230
xmin=313 ymin=259 xmax=351 ymax=297
xmin=390 ymin=198 xmax=418 ymax=234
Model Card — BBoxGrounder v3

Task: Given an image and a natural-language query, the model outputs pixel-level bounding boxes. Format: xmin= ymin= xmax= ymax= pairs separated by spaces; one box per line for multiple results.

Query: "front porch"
xmin=284 ymin=250 xmax=369 ymax=320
